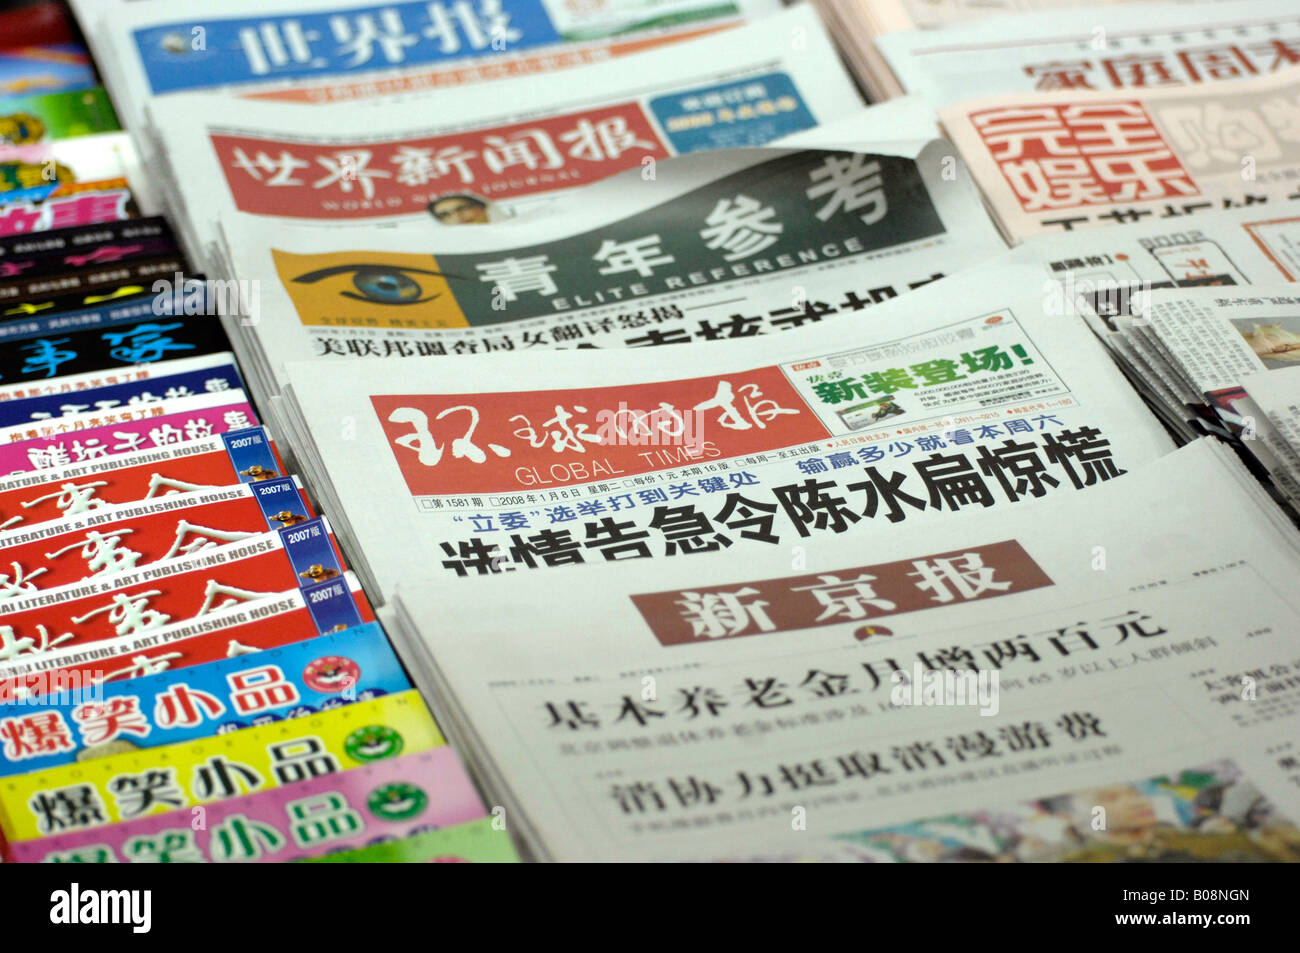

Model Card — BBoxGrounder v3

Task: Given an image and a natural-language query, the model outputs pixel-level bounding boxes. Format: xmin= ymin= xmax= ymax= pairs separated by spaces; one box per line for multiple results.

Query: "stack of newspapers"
xmin=813 ymin=0 xmax=1196 ymax=103
xmin=32 ymin=0 xmax=1300 ymax=862
xmin=1083 ymin=284 xmax=1300 ymax=510
xmin=889 ymin=0 xmax=1300 ymax=243
xmin=388 ymin=439 xmax=1300 ymax=860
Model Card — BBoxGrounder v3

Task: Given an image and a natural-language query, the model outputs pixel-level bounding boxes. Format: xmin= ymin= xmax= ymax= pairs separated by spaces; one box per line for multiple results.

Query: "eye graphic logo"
xmin=292 ymin=263 xmax=444 ymax=306
xmin=272 ymin=249 xmax=469 ymax=330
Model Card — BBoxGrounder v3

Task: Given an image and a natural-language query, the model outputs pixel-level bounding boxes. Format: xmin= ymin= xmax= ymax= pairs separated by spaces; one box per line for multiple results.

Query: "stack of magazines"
xmin=0 ymin=2 xmax=514 ymax=864
xmin=2 ymin=0 xmax=1296 ymax=864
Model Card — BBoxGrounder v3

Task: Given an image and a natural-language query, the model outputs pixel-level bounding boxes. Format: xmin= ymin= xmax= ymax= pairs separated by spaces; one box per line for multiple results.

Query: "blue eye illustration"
xmin=292 ymin=263 xmax=447 ymax=306
xmin=353 ymin=268 xmax=421 ymax=303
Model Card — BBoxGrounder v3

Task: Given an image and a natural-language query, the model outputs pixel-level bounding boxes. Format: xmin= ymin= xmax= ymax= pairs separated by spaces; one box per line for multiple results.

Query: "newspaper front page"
xmin=388 ymin=439 xmax=1300 ymax=861
xmin=940 ymin=67 xmax=1300 ymax=242
xmin=1013 ymin=197 xmax=1300 ymax=294
xmin=217 ymin=121 xmax=1005 ymax=407
xmin=1137 ymin=287 xmax=1300 ymax=501
xmin=276 ymin=263 xmax=1174 ymax=604
xmin=1143 ymin=287 xmax=1300 ymax=398
xmin=141 ymin=7 xmax=866 ymax=267
xmin=991 ymin=199 xmax=1300 ymax=437
xmin=75 ymin=0 xmax=784 ymax=138
xmin=813 ymin=0 xmax=1222 ymax=102
xmin=878 ymin=0 xmax=1300 ymax=108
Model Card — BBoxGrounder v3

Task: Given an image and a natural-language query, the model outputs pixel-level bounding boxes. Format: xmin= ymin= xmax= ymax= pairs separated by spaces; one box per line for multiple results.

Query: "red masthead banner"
xmin=211 ymin=102 xmax=670 ymax=219
xmin=371 ymin=365 xmax=832 ymax=495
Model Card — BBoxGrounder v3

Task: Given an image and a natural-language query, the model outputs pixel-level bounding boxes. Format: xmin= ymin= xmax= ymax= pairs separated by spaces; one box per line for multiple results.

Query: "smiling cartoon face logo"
xmin=368 ymin=782 xmax=428 ymax=821
xmin=303 ymin=654 xmax=360 ymax=693
xmin=273 ymin=249 xmax=467 ymax=330
xmin=345 ymin=724 xmax=404 ymax=763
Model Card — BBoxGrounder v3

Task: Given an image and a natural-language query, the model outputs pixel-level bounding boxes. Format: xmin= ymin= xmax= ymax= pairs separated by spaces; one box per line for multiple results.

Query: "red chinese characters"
xmin=0 ymin=190 xmax=133 ymax=238
xmin=372 ymin=366 xmax=832 ymax=495
xmin=970 ymin=101 xmax=1198 ymax=212
xmin=0 ymin=530 xmax=340 ymax=657
xmin=0 ymin=486 xmax=311 ymax=596
xmin=212 ymin=102 xmax=670 ymax=218
xmin=1021 ymin=38 xmax=1300 ymax=92
xmin=632 ymin=540 xmax=1053 ymax=646
xmin=0 ymin=435 xmax=286 ymax=532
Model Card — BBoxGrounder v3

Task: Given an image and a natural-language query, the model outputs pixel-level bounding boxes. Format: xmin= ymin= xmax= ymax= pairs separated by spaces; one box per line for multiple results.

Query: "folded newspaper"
xmin=1235 ymin=366 xmax=1300 ymax=494
xmin=810 ymin=0 xmax=1205 ymax=103
xmin=877 ymin=0 xmax=1300 ymax=108
xmin=386 ymin=438 xmax=1300 ymax=861
xmin=215 ymin=116 xmax=1004 ymax=415
xmin=989 ymin=200 xmax=1300 ymax=504
xmin=140 ymin=6 xmax=868 ymax=269
xmin=941 ymin=67 xmax=1300 ymax=243
xmin=1098 ymin=285 xmax=1300 ymax=507
xmin=71 ymin=0 xmax=784 ymax=143
xmin=273 ymin=262 xmax=1173 ymax=604
xmin=1013 ymin=196 xmax=1300 ymax=291
xmin=993 ymin=198 xmax=1300 ymax=440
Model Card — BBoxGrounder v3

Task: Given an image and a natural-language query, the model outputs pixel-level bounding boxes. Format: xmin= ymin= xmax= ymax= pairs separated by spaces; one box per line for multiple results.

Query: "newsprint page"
xmin=1 ymin=0 xmax=1297 ymax=934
